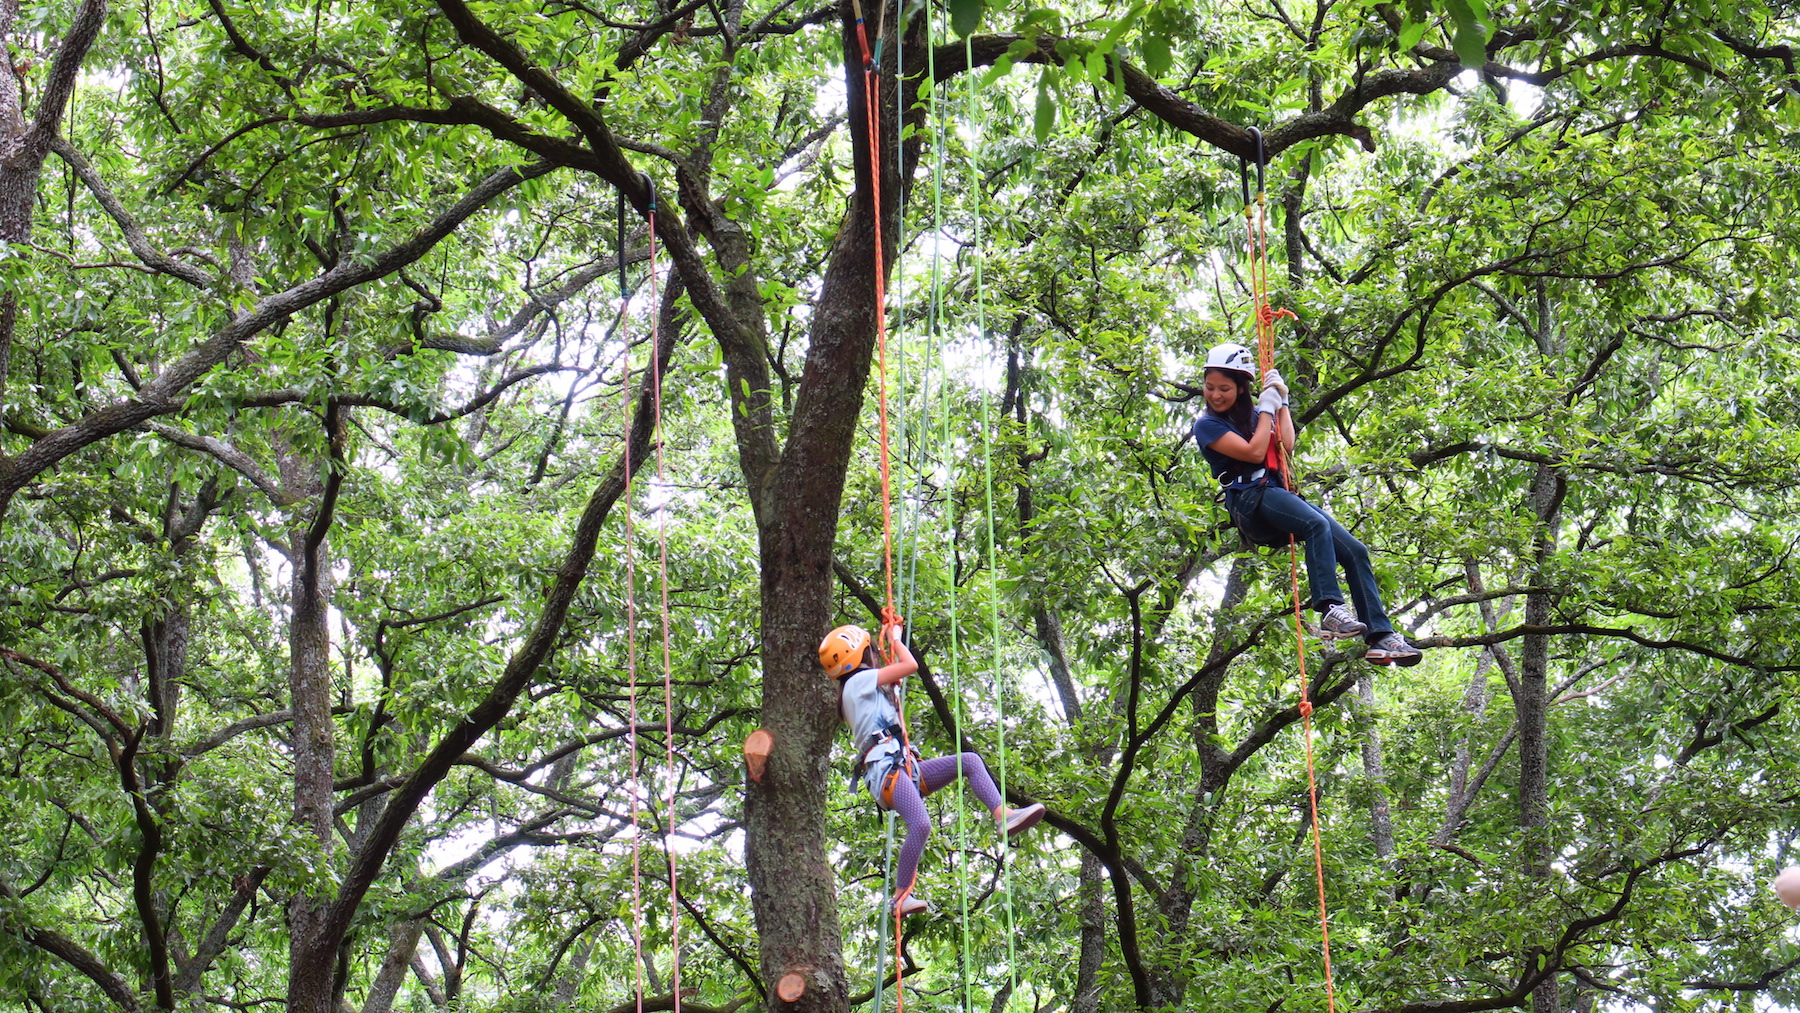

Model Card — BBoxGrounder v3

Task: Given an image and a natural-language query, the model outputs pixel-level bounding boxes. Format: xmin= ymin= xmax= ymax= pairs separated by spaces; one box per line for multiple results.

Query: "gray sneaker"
xmin=1364 ymin=632 xmax=1422 ymax=667
xmin=1314 ymin=603 xmax=1367 ymax=641
xmin=894 ymin=894 xmax=932 ymax=918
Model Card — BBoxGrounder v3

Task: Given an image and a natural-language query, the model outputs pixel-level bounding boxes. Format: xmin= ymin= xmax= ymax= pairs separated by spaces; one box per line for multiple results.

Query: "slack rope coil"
xmin=1243 ymin=128 xmax=1336 ymax=1013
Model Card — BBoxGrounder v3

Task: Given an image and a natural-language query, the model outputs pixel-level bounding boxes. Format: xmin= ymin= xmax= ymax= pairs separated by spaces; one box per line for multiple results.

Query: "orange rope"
xmin=1247 ymin=168 xmax=1337 ymax=1013
xmin=856 ymin=17 xmax=911 ymax=1011
xmin=645 ymin=205 xmax=685 ymax=1013
xmin=861 ymin=27 xmax=900 ymax=640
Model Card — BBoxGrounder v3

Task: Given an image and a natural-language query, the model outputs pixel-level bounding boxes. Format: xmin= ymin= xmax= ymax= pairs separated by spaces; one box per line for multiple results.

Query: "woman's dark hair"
xmin=1203 ymin=367 xmax=1256 ymax=432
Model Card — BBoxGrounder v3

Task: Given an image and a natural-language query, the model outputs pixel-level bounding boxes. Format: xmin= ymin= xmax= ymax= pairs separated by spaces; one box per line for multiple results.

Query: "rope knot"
xmin=1257 ymin=304 xmax=1298 ymax=328
xmin=1298 ymin=699 xmax=1313 ymax=718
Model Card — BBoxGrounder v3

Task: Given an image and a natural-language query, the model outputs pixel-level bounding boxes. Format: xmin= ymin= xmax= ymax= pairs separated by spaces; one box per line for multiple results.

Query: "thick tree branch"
xmin=0 ymin=875 xmax=142 ymax=1013
xmin=51 ymin=136 xmax=213 ymax=288
xmin=306 ymin=259 xmax=685 ymax=965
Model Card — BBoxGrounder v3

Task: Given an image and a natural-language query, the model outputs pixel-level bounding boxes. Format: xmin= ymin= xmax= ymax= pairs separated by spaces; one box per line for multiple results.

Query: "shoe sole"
xmin=1365 ymin=652 xmax=1422 ymax=667
xmin=1005 ymin=805 xmax=1046 ymax=839
xmin=1314 ymin=627 xmax=1367 ymax=642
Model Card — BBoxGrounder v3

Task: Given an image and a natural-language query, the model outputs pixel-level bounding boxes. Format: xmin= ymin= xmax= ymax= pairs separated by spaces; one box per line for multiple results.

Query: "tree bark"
xmin=1357 ymin=674 xmax=1396 ymax=862
xmin=285 ymin=408 xmax=343 ymax=1013
xmin=739 ymin=4 xmax=923 ymax=1012
xmin=1519 ymin=461 xmax=1564 ymax=1013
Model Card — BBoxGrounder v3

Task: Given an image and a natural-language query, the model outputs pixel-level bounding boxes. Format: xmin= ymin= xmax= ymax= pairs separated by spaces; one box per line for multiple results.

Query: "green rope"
xmin=925 ymin=18 xmax=982 ymax=1013
xmin=875 ymin=808 xmax=895 ymax=1012
xmin=963 ymin=31 xmax=1022 ymax=1011
xmin=878 ymin=13 xmax=904 ymax=1013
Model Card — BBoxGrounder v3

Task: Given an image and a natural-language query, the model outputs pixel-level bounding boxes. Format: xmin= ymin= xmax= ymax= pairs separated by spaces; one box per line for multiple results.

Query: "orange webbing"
xmin=1247 ymin=178 xmax=1337 ymax=1013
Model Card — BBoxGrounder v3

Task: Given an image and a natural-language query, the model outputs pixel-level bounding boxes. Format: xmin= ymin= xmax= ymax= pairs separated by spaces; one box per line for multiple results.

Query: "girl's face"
xmin=1203 ymin=369 xmax=1244 ymax=413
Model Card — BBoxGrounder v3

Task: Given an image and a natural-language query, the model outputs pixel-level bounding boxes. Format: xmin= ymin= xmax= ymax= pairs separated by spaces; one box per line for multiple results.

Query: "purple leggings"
xmin=887 ymin=753 xmax=1002 ymax=896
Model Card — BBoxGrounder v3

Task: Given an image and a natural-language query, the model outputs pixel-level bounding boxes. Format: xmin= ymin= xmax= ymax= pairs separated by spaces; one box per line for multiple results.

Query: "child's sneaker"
xmin=1314 ymin=603 xmax=1367 ymax=641
xmin=998 ymin=803 xmax=1046 ymax=839
xmin=895 ymin=894 xmax=932 ymax=918
xmin=1364 ymin=632 xmax=1422 ymax=667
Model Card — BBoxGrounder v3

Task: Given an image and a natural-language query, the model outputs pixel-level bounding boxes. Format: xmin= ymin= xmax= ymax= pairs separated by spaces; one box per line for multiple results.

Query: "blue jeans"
xmin=1253 ymin=486 xmax=1393 ymax=636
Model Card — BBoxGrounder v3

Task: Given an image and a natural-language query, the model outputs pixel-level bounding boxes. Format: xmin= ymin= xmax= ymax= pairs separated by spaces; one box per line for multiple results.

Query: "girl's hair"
xmin=1203 ymin=367 xmax=1256 ymax=432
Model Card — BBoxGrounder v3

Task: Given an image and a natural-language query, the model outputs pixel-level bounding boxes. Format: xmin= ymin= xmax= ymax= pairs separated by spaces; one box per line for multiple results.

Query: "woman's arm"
xmin=1206 ymin=411 xmax=1278 ymax=464
xmin=875 ymin=622 xmax=917 ymax=686
xmin=1277 ymin=404 xmax=1295 ymax=456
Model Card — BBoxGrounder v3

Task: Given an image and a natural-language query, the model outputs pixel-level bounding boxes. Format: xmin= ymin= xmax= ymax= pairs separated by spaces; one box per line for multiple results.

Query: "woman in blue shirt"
xmin=1191 ymin=342 xmax=1421 ymax=666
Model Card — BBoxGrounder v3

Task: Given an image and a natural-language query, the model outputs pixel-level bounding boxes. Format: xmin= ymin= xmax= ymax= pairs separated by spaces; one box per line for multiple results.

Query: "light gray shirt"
xmin=841 ymin=668 xmax=904 ymax=796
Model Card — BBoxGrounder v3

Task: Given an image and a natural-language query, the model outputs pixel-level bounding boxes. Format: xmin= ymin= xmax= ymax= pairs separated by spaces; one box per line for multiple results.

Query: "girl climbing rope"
xmin=1191 ymin=341 xmax=1422 ymax=666
xmin=821 ymin=620 xmax=1046 ymax=918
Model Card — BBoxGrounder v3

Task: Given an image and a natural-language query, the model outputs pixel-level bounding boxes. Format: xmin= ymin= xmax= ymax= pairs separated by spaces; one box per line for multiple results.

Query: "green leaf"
xmin=1141 ymin=34 xmax=1172 ymax=78
xmin=949 ymin=0 xmax=984 ymax=37
xmin=1444 ymin=0 xmax=1490 ymax=68
xmin=1034 ymin=68 xmax=1057 ymax=143
xmin=1397 ymin=17 xmax=1429 ymax=50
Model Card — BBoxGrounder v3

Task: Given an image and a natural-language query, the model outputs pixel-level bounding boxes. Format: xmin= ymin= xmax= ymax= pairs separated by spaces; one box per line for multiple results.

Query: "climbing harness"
xmin=1241 ymin=127 xmax=1337 ymax=1013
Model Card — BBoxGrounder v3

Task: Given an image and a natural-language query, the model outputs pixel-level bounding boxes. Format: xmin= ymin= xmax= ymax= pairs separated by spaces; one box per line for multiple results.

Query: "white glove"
xmin=1256 ymin=385 xmax=1284 ymax=416
xmin=1262 ymin=368 xmax=1289 ymax=402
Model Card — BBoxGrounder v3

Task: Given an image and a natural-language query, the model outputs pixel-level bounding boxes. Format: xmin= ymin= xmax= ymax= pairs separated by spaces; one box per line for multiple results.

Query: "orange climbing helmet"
xmin=1204 ymin=341 xmax=1256 ymax=381
xmin=819 ymin=624 xmax=872 ymax=680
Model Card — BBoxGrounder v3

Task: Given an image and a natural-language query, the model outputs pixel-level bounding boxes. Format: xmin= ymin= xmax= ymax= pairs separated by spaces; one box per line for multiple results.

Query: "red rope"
xmin=1248 ymin=184 xmax=1337 ymax=1013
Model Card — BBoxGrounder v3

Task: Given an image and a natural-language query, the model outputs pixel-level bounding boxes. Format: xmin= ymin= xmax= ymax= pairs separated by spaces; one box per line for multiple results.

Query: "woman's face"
xmin=1203 ymin=369 xmax=1244 ymax=413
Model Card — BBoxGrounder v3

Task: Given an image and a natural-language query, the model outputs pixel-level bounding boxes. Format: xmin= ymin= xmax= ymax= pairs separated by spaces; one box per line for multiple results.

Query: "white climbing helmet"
xmin=1203 ymin=342 xmax=1256 ymax=380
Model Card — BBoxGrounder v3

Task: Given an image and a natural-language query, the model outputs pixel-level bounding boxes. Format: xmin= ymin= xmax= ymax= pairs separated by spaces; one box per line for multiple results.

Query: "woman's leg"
xmin=1323 ymin=513 xmax=1394 ymax=637
xmin=1254 ymin=487 xmax=1345 ymax=608
xmin=917 ymin=753 xmax=1003 ymax=811
xmin=887 ymin=768 xmax=931 ymax=895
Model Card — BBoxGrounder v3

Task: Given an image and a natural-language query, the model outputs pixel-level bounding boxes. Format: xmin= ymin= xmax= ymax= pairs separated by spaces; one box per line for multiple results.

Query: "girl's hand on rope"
xmin=876 ymin=619 xmax=918 ymax=685
xmin=1256 ymin=385 xmax=1285 ymax=417
xmin=1262 ymin=367 xmax=1289 ymax=402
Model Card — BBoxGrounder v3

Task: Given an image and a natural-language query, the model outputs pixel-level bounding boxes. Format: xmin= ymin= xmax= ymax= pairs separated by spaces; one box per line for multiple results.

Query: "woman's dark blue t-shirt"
xmin=1192 ymin=409 xmax=1259 ymax=485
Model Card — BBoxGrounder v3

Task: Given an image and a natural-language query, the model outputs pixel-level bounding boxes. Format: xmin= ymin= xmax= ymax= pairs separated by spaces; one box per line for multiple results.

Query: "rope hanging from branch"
xmin=1243 ymin=128 xmax=1336 ymax=1013
xmin=620 ymin=181 xmax=683 ymax=1013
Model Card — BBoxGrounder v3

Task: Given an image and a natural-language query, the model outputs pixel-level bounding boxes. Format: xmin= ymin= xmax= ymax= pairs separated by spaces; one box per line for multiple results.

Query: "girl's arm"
xmin=876 ymin=622 xmax=917 ymax=686
xmin=1207 ymin=411 xmax=1278 ymax=464
xmin=1277 ymin=404 xmax=1295 ymax=456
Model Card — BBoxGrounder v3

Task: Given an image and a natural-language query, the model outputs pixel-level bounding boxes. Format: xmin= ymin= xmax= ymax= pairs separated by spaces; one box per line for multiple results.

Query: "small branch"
xmin=50 ymin=136 xmax=212 ymax=288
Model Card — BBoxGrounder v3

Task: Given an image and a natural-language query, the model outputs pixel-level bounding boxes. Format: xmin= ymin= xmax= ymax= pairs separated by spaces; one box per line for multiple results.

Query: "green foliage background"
xmin=2 ymin=0 xmax=1799 ymax=1011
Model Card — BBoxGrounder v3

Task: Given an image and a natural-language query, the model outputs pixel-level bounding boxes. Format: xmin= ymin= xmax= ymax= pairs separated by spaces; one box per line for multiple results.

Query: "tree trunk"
xmin=1520 ymin=460 xmax=1564 ymax=1013
xmin=360 ymin=921 xmax=424 ymax=1013
xmin=283 ymin=411 xmax=343 ymax=1013
xmin=1356 ymin=674 xmax=1396 ymax=862
xmin=740 ymin=4 xmax=923 ymax=1011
